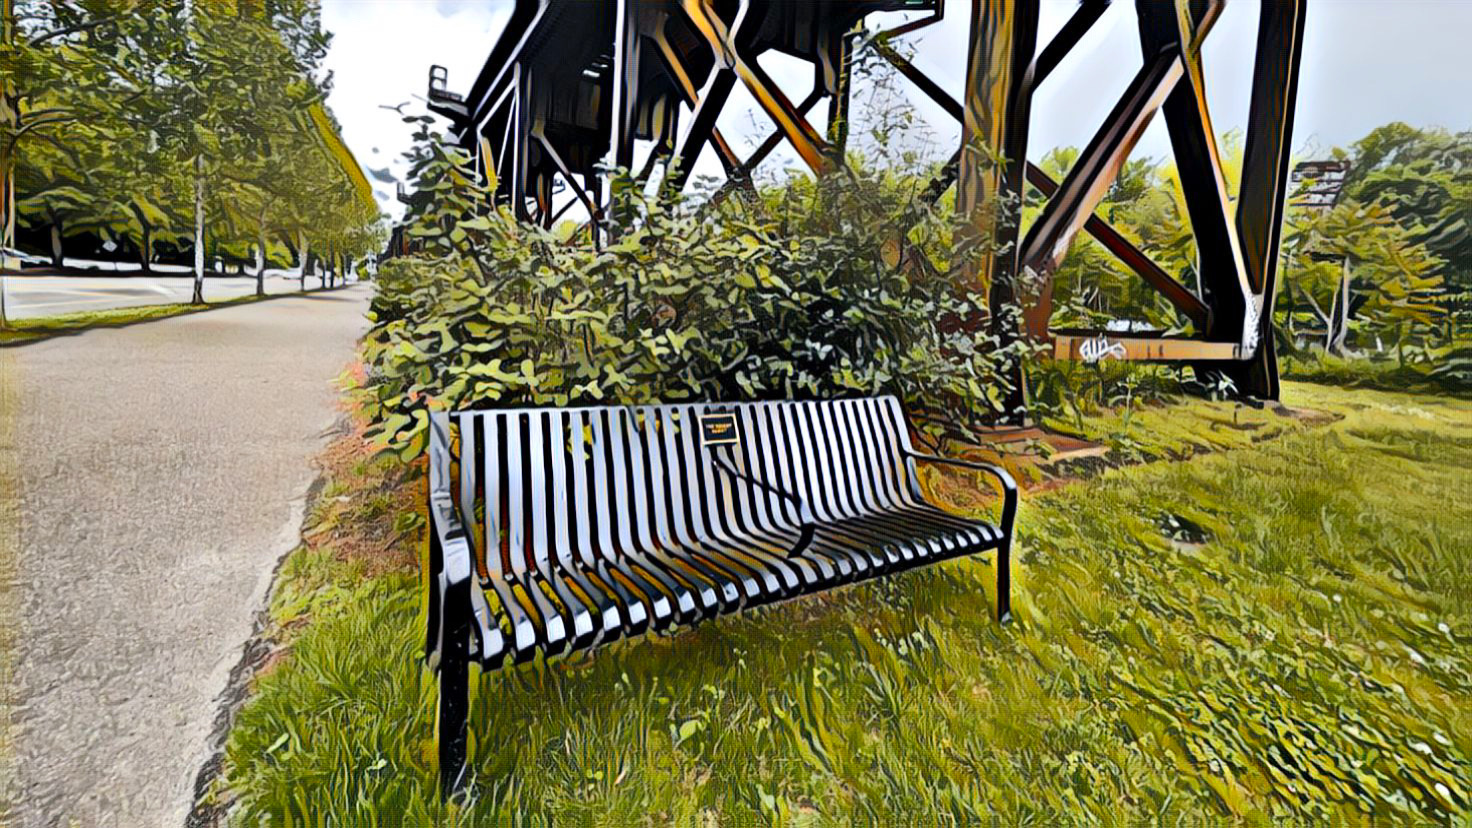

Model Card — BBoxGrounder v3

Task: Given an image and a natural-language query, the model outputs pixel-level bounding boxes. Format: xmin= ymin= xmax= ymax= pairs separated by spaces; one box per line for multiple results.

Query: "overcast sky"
xmin=321 ymin=0 xmax=1472 ymax=220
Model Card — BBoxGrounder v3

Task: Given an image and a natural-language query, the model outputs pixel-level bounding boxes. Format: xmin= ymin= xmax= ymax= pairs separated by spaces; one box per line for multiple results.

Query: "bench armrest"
xmin=429 ymin=498 xmax=474 ymax=585
xmin=428 ymin=413 xmax=475 ymax=586
xmin=905 ymin=451 xmax=1018 ymax=540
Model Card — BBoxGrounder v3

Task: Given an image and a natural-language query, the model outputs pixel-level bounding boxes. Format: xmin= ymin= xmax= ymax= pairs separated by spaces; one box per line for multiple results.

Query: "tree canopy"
xmin=1 ymin=0 xmax=382 ymax=306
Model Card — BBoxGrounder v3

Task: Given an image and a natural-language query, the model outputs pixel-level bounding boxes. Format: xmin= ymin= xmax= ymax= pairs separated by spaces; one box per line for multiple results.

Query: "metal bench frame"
xmin=424 ymin=396 xmax=1016 ymax=797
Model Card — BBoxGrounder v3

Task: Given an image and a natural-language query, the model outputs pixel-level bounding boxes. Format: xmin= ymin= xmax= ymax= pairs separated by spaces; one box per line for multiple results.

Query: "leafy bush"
xmin=1280 ymin=346 xmax=1472 ymax=398
xmin=1027 ymin=357 xmax=1193 ymax=430
xmin=362 ymin=128 xmax=1028 ymax=456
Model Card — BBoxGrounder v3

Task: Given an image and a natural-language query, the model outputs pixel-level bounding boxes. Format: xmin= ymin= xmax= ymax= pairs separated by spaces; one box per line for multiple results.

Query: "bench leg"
xmin=996 ymin=535 xmax=1012 ymax=625
xmin=438 ymin=575 xmax=472 ymax=799
xmin=438 ymin=636 xmax=470 ymax=799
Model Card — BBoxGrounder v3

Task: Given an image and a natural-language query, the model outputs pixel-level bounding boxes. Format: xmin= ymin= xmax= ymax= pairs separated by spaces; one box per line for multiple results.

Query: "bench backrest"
xmin=441 ymin=396 xmax=925 ymax=577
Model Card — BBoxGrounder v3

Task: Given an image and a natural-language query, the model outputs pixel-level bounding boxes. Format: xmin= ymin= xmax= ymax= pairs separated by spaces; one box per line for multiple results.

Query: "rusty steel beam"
xmin=550 ymin=193 xmax=578 ymax=224
xmin=610 ymin=0 xmax=641 ymax=172
xmin=876 ymin=41 xmax=963 ymax=120
xmin=1137 ymin=0 xmax=1251 ymax=346
xmin=667 ymin=68 xmax=737 ymax=192
xmin=957 ymin=0 xmax=1039 ymax=425
xmin=510 ymin=63 xmax=531 ymax=221
xmin=535 ymin=129 xmax=599 ymax=225
xmin=872 ymin=2 xmax=944 ymax=43
xmin=1052 ymin=331 xmax=1242 ymax=362
xmin=1017 ymin=49 xmax=1181 ymax=294
xmin=650 ymin=24 xmax=744 ymax=180
xmin=1023 ymin=164 xmax=1210 ymax=328
xmin=1032 ymin=0 xmax=1110 ymax=86
xmin=737 ymin=88 xmax=825 ymax=178
xmin=477 ymin=134 xmax=497 ymax=188
xmin=1219 ymin=0 xmax=1307 ymax=398
xmin=878 ymin=33 xmax=1208 ymax=331
xmin=534 ymin=172 xmax=553 ymax=227
xmin=680 ymin=0 xmax=836 ymax=175
xmin=826 ymin=29 xmax=856 ymax=152
xmin=707 ymin=86 xmax=825 ymax=206
xmin=896 ymin=0 xmax=1090 ymax=202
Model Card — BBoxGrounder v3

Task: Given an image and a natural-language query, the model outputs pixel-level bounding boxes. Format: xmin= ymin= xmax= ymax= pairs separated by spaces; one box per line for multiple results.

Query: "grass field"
xmin=209 ymin=382 xmax=1472 ymax=825
xmin=0 ymin=292 xmax=290 ymax=346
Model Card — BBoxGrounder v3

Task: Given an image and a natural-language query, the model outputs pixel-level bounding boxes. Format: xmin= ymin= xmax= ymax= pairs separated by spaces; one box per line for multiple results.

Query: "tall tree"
xmin=1280 ymin=200 xmax=1444 ymax=354
xmin=1347 ymin=124 xmax=1472 ymax=293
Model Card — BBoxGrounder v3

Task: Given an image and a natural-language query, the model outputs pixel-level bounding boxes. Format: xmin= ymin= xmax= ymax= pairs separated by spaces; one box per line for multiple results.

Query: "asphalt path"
xmin=2 ymin=284 xmax=371 ymax=826
xmin=1 ymin=268 xmax=338 ymax=319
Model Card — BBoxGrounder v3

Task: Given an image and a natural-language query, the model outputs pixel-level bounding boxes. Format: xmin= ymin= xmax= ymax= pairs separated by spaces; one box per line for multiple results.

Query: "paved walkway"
xmin=1 ymin=284 xmax=370 ymax=826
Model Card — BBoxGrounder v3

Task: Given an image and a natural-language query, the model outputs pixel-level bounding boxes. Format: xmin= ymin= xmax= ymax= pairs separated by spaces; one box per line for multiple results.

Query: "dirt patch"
xmin=922 ymin=399 xmax=1343 ymax=507
xmin=301 ymin=418 xmax=422 ymax=577
xmin=1269 ymin=402 xmax=1342 ymax=426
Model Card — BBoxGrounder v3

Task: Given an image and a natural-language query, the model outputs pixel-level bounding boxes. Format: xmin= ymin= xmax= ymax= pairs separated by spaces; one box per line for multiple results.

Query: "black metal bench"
xmin=424 ymin=396 xmax=1016 ymax=796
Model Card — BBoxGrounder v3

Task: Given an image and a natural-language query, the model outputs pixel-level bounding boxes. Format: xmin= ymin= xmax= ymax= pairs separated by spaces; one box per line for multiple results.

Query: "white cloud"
xmin=321 ymin=0 xmax=513 ymax=220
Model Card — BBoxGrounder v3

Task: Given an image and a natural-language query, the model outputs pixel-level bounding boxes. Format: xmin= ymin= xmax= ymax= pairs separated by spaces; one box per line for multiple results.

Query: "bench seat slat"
xmin=640 ymin=408 xmax=745 ymax=610
xmin=586 ymin=410 xmax=673 ymax=629
xmin=604 ymin=410 xmax=696 ymax=623
xmin=433 ymin=397 xmax=1011 ymax=667
xmin=663 ymin=406 xmax=782 ymax=600
xmin=544 ymin=411 xmax=617 ymax=646
xmin=682 ymin=406 xmax=814 ymax=591
xmin=727 ymin=411 xmax=854 ymax=583
xmin=782 ymin=404 xmax=882 ymax=576
xmin=655 ymin=407 xmax=769 ymax=604
xmin=560 ymin=410 xmax=644 ymax=637
xmin=616 ymin=409 xmax=719 ymax=620
xmin=772 ymin=404 xmax=885 ymax=577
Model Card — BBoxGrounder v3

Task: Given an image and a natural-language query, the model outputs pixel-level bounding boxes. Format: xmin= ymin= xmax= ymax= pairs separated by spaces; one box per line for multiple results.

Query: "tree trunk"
xmin=1 ymin=0 xmax=13 ymax=330
xmin=1331 ymin=256 xmax=1351 ymax=354
xmin=299 ymin=233 xmax=311 ymax=291
xmin=192 ymin=161 xmax=206 ymax=304
xmin=139 ymin=221 xmax=152 ymax=273
xmin=1324 ymin=279 xmax=1340 ymax=354
xmin=1284 ymin=284 xmax=1297 ymax=338
xmin=0 ymin=144 xmax=14 ymax=267
xmin=2 ymin=0 xmax=18 ymax=279
xmin=256 ymin=223 xmax=267 ymax=297
xmin=49 ymin=214 xmax=64 ymax=268
xmin=1 ymin=99 xmax=17 ymax=270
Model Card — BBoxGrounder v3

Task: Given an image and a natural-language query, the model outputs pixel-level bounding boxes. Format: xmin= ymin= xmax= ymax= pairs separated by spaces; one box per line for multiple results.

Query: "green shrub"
xmin=1280 ymin=346 xmax=1472 ymax=398
xmin=362 ymin=128 xmax=1030 ymax=455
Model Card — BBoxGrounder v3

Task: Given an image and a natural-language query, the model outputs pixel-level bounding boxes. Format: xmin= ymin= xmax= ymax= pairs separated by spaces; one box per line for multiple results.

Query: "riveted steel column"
xmin=825 ymin=29 xmax=856 ymax=154
xmin=956 ymin=0 xmax=1039 ymax=425
xmin=1137 ymin=0 xmax=1249 ymax=346
xmin=1221 ymin=0 xmax=1307 ymax=400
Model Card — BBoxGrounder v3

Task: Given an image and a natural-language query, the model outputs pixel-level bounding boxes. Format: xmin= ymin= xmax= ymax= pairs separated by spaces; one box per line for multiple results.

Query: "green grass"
xmin=0 ymin=292 xmax=278 ymax=346
xmin=213 ymin=382 xmax=1472 ymax=825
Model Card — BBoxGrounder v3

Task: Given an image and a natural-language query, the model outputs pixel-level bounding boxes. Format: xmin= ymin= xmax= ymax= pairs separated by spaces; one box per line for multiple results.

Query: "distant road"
xmin=4 ymin=284 xmax=371 ymax=826
xmin=2 ymin=265 xmax=349 ymax=319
